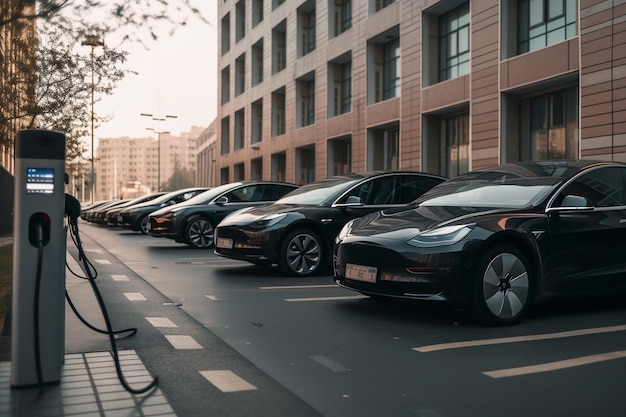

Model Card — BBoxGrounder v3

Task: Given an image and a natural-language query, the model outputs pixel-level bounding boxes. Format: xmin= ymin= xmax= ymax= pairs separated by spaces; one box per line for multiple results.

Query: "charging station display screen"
xmin=26 ymin=167 xmax=55 ymax=194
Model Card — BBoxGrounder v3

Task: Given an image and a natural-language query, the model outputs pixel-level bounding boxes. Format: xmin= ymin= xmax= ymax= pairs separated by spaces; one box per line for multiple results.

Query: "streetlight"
xmin=146 ymin=127 xmax=171 ymax=191
xmin=82 ymin=34 xmax=104 ymax=204
xmin=142 ymin=113 xmax=177 ymax=191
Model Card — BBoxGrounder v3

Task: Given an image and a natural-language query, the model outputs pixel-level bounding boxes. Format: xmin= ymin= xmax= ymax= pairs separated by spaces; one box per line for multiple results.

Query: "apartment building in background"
xmin=196 ymin=119 xmax=218 ymax=187
xmin=95 ymin=127 xmax=203 ymax=201
xmin=215 ymin=0 xmax=625 ymax=185
xmin=0 ymin=0 xmax=37 ymax=235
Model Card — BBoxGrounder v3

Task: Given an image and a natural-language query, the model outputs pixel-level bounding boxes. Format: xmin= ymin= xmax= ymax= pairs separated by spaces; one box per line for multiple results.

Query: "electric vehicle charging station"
xmin=11 ymin=129 xmax=66 ymax=388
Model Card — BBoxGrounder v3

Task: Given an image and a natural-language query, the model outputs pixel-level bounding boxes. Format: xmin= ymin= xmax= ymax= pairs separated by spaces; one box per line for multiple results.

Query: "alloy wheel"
xmin=187 ymin=218 xmax=215 ymax=248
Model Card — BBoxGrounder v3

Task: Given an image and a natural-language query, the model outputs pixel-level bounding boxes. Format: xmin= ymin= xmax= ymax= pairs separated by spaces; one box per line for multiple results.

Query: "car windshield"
xmin=418 ymin=177 xmax=560 ymax=208
xmin=276 ymin=177 xmax=361 ymax=205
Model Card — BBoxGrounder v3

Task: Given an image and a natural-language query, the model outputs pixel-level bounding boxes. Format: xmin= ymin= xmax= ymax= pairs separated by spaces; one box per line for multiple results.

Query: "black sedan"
xmin=104 ymin=192 xmax=167 ymax=226
xmin=117 ymin=187 xmax=209 ymax=234
xmin=147 ymin=181 xmax=299 ymax=248
xmin=334 ymin=160 xmax=626 ymax=325
xmin=214 ymin=171 xmax=446 ymax=276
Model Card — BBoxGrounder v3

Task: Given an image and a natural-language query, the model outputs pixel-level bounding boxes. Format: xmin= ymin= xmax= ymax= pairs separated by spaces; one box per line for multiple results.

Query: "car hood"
xmin=220 ymin=203 xmax=312 ymax=226
xmin=348 ymin=204 xmax=507 ymax=239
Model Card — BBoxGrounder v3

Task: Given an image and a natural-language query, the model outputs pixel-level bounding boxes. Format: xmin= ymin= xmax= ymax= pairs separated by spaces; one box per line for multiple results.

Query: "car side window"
xmin=227 ymin=185 xmax=259 ymax=203
xmin=555 ymin=167 xmax=626 ymax=208
xmin=270 ymin=185 xmax=295 ymax=200
xmin=396 ymin=175 xmax=443 ymax=204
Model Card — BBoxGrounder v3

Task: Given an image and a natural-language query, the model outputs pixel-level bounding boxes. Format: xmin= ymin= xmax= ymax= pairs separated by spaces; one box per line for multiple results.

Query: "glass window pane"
xmin=548 ymin=0 xmax=564 ymax=20
xmin=529 ymin=0 xmax=544 ymax=26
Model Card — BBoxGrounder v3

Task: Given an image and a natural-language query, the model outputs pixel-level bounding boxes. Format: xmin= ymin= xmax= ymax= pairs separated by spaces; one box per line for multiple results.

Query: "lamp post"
xmin=82 ymin=34 xmax=104 ymax=204
xmin=146 ymin=128 xmax=171 ymax=191
xmin=142 ymin=113 xmax=177 ymax=192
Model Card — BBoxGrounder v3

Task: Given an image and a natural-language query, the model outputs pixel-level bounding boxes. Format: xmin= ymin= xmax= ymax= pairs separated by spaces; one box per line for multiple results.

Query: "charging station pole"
xmin=11 ymin=129 xmax=66 ymax=387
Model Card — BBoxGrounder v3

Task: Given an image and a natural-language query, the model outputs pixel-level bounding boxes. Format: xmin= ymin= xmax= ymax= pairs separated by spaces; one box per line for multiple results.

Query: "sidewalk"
xmin=0 ymin=230 xmax=322 ymax=417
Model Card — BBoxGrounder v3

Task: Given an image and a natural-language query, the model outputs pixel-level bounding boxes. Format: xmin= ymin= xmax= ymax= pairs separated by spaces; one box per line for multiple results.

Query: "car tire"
xmin=279 ymin=229 xmax=323 ymax=277
xmin=139 ymin=215 xmax=150 ymax=234
xmin=185 ymin=217 xmax=215 ymax=249
xmin=470 ymin=245 xmax=533 ymax=326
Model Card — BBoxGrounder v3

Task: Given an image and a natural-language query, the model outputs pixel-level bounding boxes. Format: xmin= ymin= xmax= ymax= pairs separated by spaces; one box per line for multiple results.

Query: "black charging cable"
xmin=33 ymin=222 xmax=45 ymax=391
xmin=64 ymin=194 xmax=158 ymax=395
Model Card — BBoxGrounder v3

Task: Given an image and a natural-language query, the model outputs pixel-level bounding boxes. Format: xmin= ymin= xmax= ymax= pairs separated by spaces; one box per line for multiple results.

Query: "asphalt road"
xmin=74 ymin=221 xmax=626 ymax=417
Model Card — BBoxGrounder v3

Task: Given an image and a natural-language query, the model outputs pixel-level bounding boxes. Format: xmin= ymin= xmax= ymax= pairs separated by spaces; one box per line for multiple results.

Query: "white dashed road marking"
xmin=145 ymin=317 xmax=178 ymax=328
xmin=413 ymin=325 xmax=626 ymax=353
xmin=309 ymin=355 xmax=350 ymax=372
xmin=165 ymin=335 xmax=203 ymax=349
xmin=94 ymin=259 xmax=111 ymax=265
xmin=205 ymin=295 xmax=221 ymax=301
xmin=111 ymin=274 xmax=129 ymax=281
xmin=124 ymin=292 xmax=147 ymax=301
xmin=200 ymin=370 xmax=258 ymax=393
xmin=483 ymin=351 xmax=626 ymax=378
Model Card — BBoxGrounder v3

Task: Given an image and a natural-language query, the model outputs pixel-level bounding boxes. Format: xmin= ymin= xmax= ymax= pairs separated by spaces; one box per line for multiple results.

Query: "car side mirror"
xmin=561 ymin=195 xmax=591 ymax=208
xmin=547 ymin=194 xmax=594 ymax=213
xmin=215 ymin=196 xmax=229 ymax=205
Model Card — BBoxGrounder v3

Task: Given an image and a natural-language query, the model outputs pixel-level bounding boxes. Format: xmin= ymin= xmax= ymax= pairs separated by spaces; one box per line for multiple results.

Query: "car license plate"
xmin=345 ymin=263 xmax=377 ymax=283
xmin=117 ymin=214 xmax=123 ymax=222
xmin=216 ymin=237 xmax=233 ymax=249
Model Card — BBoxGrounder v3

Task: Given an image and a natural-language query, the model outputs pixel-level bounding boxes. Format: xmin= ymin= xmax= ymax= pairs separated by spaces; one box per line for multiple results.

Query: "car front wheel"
xmin=185 ymin=217 xmax=215 ymax=249
xmin=279 ymin=229 xmax=323 ymax=276
xmin=470 ymin=245 xmax=532 ymax=326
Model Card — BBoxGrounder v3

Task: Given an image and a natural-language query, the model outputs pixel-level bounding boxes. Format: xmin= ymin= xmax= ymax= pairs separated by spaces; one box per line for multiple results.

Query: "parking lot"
xmin=66 ymin=221 xmax=626 ymax=417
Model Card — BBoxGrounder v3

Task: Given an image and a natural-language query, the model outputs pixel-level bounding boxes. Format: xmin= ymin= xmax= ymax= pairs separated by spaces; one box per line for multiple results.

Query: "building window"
xmin=235 ymin=0 xmax=246 ymax=42
xmin=234 ymin=162 xmax=245 ymax=181
xmin=252 ymin=0 xmax=264 ymax=27
xmin=272 ymin=88 xmax=286 ymax=137
xmin=298 ymin=1 xmax=316 ymax=57
xmin=519 ymin=87 xmax=578 ymax=161
xmin=441 ymin=113 xmax=470 ymax=178
xmin=327 ymin=136 xmax=352 ymax=176
xmin=369 ymin=29 xmax=400 ymax=103
xmin=368 ymin=125 xmax=399 ymax=170
xmin=221 ymin=66 xmax=230 ymax=104
xmin=296 ymin=145 xmax=316 ymax=185
xmin=235 ymin=54 xmax=245 ymax=96
xmin=439 ymin=2 xmax=470 ymax=82
xmin=221 ymin=13 xmax=230 ymax=54
xmin=251 ymin=157 xmax=263 ymax=180
xmin=297 ymin=74 xmax=315 ymax=128
xmin=252 ymin=39 xmax=264 ymax=86
xmin=220 ymin=166 xmax=230 ymax=185
xmin=329 ymin=56 xmax=352 ymax=117
xmin=272 ymin=21 xmax=287 ymax=74
xmin=271 ymin=152 xmax=286 ymax=182
xmin=251 ymin=99 xmax=263 ymax=144
xmin=272 ymin=0 xmax=285 ymax=10
xmin=220 ymin=117 xmax=230 ymax=155
xmin=330 ymin=0 xmax=352 ymax=37
xmin=371 ymin=0 xmax=395 ymax=13
xmin=518 ymin=0 xmax=577 ymax=54
xmin=234 ymin=109 xmax=245 ymax=151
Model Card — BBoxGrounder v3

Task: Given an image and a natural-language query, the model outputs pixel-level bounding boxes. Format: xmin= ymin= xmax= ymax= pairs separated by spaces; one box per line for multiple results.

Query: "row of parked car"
xmin=82 ymin=160 xmax=626 ymax=325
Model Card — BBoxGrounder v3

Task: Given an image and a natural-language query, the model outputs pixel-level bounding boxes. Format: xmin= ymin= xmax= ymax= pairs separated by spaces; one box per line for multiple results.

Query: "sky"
xmin=93 ymin=1 xmax=218 ymax=140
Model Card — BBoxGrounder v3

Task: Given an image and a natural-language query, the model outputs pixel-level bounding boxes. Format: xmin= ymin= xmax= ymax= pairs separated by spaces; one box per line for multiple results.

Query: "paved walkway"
xmin=0 ymin=230 xmax=321 ymax=417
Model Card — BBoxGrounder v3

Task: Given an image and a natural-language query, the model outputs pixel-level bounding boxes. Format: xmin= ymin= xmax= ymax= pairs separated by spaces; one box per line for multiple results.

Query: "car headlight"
xmin=251 ymin=213 xmax=287 ymax=228
xmin=336 ymin=219 xmax=356 ymax=243
xmin=407 ymin=224 xmax=473 ymax=247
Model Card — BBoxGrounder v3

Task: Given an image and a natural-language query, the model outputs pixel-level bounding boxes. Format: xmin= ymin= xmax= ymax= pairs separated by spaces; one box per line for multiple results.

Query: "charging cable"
xmin=33 ymin=221 xmax=45 ymax=391
xmin=64 ymin=194 xmax=158 ymax=395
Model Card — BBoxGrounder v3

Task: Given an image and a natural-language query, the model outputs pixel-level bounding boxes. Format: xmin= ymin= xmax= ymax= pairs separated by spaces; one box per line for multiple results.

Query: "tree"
xmin=1 ymin=1 xmax=207 ymax=44
xmin=0 ymin=0 xmax=208 ymax=163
